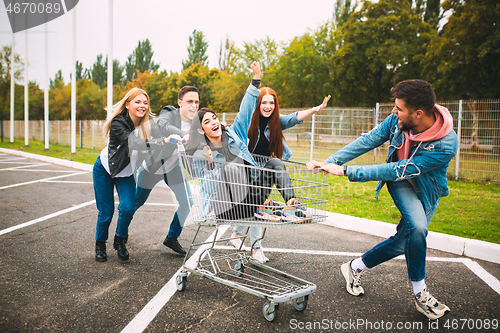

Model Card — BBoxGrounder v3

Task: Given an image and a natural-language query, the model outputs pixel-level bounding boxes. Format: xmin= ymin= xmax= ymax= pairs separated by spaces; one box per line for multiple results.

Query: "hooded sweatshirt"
xmin=395 ymin=104 xmax=454 ymax=182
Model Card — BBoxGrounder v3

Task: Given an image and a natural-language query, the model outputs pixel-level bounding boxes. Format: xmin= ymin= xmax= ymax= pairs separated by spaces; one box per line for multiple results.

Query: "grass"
xmin=1 ymin=138 xmax=499 ymax=244
xmin=0 ymin=139 xmax=100 ymax=165
xmin=324 ymin=177 xmax=500 ymax=244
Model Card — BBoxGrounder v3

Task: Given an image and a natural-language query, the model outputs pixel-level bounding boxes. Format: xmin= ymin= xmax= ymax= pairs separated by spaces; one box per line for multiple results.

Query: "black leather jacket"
xmin=157 ymin=105 xmax=189 ymax=137
xmin=107 ymin=112 xmax=165 ymax=177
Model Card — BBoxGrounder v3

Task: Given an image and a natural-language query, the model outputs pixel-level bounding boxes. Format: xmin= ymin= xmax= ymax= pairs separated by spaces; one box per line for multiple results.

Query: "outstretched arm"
xmin=296 ymin=95 xmax=331 ymax=122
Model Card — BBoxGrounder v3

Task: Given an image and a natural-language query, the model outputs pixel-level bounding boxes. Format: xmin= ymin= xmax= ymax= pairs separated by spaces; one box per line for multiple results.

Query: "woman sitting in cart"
xmin=187 ymin=104 xmax=311 ymax=263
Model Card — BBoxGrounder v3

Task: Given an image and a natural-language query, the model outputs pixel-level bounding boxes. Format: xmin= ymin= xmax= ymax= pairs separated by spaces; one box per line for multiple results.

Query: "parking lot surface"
xmin=0 ymin=151 xmax=499 ymax=333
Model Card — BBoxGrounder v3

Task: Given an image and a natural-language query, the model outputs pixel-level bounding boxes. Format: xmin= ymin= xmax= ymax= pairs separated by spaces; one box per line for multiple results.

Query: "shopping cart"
xmin=175 ymin=148 xmax=328 ymax=321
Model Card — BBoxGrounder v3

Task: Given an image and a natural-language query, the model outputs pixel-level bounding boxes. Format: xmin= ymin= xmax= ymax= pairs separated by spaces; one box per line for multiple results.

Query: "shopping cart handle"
xmin=169 ymin=138 xmax=187 ymax=145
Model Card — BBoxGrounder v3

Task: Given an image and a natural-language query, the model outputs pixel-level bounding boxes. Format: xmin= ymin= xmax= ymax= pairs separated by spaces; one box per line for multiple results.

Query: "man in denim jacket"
xmin=307 ymin=80 xmax=458 ymax=320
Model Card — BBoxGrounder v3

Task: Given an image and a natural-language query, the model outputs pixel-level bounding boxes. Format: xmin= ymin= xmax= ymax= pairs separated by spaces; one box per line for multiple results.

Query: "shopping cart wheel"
xmin=176 ymin=274 xmax=187 ymax=292
xmin=262 ymin=301 xmax=279 ymax=322
xmin=292 ymin=295 xmax=308 ymax=311
xmin=233 ymin=260 xmax=244 ymax=277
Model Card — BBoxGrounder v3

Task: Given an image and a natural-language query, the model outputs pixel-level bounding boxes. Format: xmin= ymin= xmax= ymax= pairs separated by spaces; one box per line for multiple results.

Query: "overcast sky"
xmin=0 ymin=0 xmax=337 ymax=86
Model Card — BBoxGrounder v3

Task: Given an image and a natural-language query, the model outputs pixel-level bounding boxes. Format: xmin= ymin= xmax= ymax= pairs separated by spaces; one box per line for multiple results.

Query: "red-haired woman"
xmin=229 ymin=62 xmax=330 ymax=261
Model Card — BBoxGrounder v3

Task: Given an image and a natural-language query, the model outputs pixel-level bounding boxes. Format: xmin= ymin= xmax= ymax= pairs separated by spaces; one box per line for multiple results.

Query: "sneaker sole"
xmin=341 ymin=262 xmax=363 ymax=296
xmin=415 ymin=301 xmax=450 ymax=320
xmin=254 ymin=212 xmax=281 ymax=222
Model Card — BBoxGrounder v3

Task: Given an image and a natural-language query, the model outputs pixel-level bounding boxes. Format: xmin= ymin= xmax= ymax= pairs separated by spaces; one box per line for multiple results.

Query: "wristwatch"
xmin=343 ymin=165 xmax=348 ymax=177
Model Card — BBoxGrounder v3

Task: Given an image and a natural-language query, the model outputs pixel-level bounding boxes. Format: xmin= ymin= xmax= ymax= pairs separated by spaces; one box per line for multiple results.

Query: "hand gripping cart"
xmin=175 ymin=149 xmax=328 ymax=322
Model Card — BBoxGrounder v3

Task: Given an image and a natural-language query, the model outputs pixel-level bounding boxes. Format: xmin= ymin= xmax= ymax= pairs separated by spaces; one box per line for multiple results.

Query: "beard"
xmin=399 ymin=119 xmax=416 ymax=132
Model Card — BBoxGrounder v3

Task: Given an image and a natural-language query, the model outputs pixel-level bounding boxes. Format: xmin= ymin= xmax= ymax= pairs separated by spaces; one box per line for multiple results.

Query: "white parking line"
xmin=0 ymin=163 xmax=49 ymax=170
xmin=215 ymin=245 xmax=500 ymax=295
xmin=122 ymin=244 xmax=500 ymax=333
xmin=44 ymin=180 xmax=94 ymax=184
xmin=121 ymin=225 xmax=231 ymax=333
xmin=3 ymin=169 xmax=78 ymax=173
xmin=0 ymin=157 xmax=28 ymax=162
xmin=0 ymin=171 xmax=88 ymax=190
xmin=0 ymin=199 xmax=96 ymax=236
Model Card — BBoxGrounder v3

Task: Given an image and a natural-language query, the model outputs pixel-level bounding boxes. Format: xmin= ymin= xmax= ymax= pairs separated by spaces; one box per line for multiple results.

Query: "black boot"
xmin=163 ymin=236 xmax=186 ymax=255
xmin=113 ymin=235 xmax=129 ymax=261
xmin=95 ymin=241 xmax=107 ymax=262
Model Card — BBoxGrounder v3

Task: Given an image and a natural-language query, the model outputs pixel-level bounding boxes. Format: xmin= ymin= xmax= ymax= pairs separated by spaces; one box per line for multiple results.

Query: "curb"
xmin=1 ymin=147 xmax=499 ymax=264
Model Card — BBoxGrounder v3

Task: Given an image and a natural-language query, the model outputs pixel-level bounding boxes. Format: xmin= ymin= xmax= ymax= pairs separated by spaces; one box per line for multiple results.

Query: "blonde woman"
xmin=93 ymin=88 xmax=170 ymax=262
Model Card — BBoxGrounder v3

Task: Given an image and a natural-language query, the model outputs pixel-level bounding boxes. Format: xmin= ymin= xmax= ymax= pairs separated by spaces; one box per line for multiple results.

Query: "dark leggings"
xmin=215 ymin=158 xmax=294 ymax=220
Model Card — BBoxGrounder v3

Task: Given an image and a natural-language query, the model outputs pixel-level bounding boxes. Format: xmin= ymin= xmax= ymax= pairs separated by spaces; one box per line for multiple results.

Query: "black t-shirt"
xmin=252 ymin=116 xmax=271 ymax=157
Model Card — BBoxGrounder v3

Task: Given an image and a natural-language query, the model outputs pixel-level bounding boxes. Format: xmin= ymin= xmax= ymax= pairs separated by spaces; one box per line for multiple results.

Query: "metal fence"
xmin=2 ymin=99 xmax=499 ymax=182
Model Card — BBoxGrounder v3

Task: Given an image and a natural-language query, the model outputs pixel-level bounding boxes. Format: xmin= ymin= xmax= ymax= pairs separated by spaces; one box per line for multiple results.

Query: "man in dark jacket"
xmin=134 ymin=86 xmax=199 ymax=255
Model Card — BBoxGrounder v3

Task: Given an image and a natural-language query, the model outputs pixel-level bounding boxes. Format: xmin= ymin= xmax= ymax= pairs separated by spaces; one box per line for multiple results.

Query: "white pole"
xmin=71 ymin=7 xmax=76 ymax=154
xmin=107 ymin=0 xmax=113 ymax=118
xmin=309 ymin=114 xmax=315 ymax=161
xmin=24 ymin=30 xmax=28 ymax=146
xmin=44 ymin=22 xmax=49 ymax=150
xmin=374 ymin=103 xmax=380 ymax=163
xmin=455 ymin=100 xmax=462 ymax=180
xmin=10 ymin=33 xmax=15 ymax=143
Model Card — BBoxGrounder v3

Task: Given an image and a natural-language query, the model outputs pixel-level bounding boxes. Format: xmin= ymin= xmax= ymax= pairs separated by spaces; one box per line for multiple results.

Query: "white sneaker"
xmin=229 ymin=233 xmax=249 ymax=251
xmin=341 ymin=260 xmax=365 ymax=296
xmin=252 ymin=249 xmax=269 ymax=264
xmin=415 ymin=285 xmax=450 ymax=320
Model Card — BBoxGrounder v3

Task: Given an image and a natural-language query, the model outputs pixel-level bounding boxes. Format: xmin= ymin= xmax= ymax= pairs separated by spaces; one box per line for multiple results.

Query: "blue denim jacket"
xmin=236 ymin=84 xmax=303 ymax=160
xmin=192 ymin=84 xmax=261 ymax=217
xmin=325 ymin=113 xmax=458 ymax=213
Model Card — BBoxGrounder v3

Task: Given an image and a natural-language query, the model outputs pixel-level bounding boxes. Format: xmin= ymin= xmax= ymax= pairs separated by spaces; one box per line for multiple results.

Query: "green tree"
xmin=217 ymin=36 xmax=238 ymax=73
xmin=423 ymin=0 xmax=500 ymax=99
xmin=125 ymin=39 xmax=160 ymax=82
xmin=49 ymin=82 xmax=71 ymax=119
xmin=182 ymin=29 xmax=209 ymax=71
xmin=269 ymin=23 xmax=336 ymax=107
xmin=236 ymin=36 xmax=279 ymax=75
xmin=88 ymin=54 xmax=107 ymax=88
xmin=26 ymin=81 xmax=44 ymax=120
xmin=50 ymin=70 xmax=64 ymax=89
xmin=333 ymin=0 xmax=359 ymax=30
xmin=75 ymin=61 xmax=84 ymax=81
xmin=77 ymin=79 xmax=106 ymax=119
xmin=0 ymin=45 xmax=24 ymax=124
xmin=112 ymin=58 xmax=124 ymax=86
xmin=144 ymin=70 xmax=171 ymax=113
xmin=208 ymin=71 xmax=248 ymax=114
xmin=334 ymin=0 xmax=433 ymax=106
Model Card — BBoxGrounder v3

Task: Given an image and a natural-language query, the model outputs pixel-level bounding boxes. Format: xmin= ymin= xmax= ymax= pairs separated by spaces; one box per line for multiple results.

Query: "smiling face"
xmin=393 ymin=98 xmax=418 ymax=132
xmin=198 ymin=111 xmax=222 ymax=142
xmin=260 ymin=94 xmax=275 ymax=118
xmin=126 ymin=94 xmax=149 ymax=126
xmin=178 ymin=91 xmax=200 ymax=122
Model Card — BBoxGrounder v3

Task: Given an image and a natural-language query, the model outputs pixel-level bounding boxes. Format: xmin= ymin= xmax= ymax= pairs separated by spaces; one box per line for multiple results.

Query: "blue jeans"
xmin=361 ymin=180 xmax=437 ymax=282
xmin=93 ymin=156 xmax=137 ymax=241
xmin=134 ymin=163 xmax=192 ymax=239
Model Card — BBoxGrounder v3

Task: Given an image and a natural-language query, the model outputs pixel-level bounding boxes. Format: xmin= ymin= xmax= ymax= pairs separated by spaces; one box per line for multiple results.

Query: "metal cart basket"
xmin=175 ymin=149 xmax=328 ymax=321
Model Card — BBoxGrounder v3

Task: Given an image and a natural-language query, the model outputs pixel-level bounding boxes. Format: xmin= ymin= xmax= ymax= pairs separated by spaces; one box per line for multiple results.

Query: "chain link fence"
xmin=2 ymin=99 xmax=499 ymax=182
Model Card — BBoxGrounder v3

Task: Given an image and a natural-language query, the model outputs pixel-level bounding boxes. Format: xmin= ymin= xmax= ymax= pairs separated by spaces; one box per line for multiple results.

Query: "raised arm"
xmin=296 ymin=95 xmax=331 ymax=122
xmin=231 ymin=62 xmax=261 ymax=141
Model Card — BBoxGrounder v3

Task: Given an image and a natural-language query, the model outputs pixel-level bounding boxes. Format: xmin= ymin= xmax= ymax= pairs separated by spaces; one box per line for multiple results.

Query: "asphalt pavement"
xmin=0 ymin=149 xmax=499 ymax=333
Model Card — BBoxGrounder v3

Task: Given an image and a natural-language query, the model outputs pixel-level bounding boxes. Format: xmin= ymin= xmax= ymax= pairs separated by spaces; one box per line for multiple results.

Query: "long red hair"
xmin=247 ymin=87 xmax=284 ymax=159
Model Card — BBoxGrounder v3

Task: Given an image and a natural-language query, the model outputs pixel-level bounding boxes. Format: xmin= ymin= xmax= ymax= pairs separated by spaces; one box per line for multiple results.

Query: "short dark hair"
xmin=178 ymin=86 xmax=198 ymax=100
xmin=391 ymin=80 xmax=436 ymax=116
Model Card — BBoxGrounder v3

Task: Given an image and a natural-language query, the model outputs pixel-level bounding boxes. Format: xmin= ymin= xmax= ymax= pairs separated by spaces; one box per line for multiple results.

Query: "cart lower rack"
xmin=175 ymin=151 xmax=328 ymax=321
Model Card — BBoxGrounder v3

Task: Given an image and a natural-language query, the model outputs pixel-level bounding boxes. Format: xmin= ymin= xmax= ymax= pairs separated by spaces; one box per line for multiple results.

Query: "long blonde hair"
xmin=103 ymin=88 xmax=154 ymax=139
